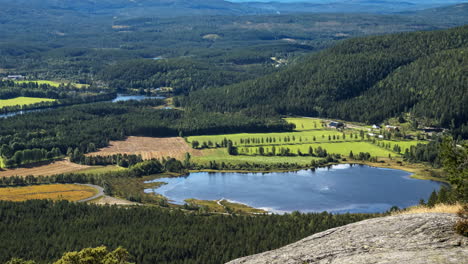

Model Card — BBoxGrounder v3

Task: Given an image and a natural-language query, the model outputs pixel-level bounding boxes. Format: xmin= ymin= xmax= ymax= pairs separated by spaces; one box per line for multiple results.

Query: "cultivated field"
xmin=87 ymin=136 xmax=203 ymax=160
xmin=0 ymin=184 xmax=98 ymax=202
xmin=15 ymin=80 xmax=90 ymax=88
xmin=0 ymin=97 xmax=56 ymax=108
xmin=238 ymin=142 xmax=395 ymax=157
xmin=188 ymin=117 xmax=425 ymax=163
xmin=0 ymin=159 xmax=90 ymax=177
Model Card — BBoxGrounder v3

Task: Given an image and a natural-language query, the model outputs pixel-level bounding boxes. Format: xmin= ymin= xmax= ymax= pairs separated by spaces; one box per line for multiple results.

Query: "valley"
xmin=0 ymin=1 xmax=466 ymax=263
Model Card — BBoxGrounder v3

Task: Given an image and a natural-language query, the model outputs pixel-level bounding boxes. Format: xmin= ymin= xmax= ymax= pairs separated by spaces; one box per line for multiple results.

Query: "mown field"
xmin=0 ymin=97 xmax=56 ymax=108
xmin=87 ymin=136 xmax=203 ymax=160
xmin=0 ymin=160 xmax=90 ymax=177
xmin=0 ymin=184 xmax=97 ymax=202
xmin=188 ymin=118 xmax=425 ymax=162
xmin=238 ymin=142 xmax=396 ymax=157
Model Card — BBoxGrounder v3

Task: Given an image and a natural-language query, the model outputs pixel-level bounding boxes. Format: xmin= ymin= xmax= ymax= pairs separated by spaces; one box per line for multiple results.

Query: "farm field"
xmin=15 ymin=80 xmax=90 ymax=88
xmin=75 ymin=165 xmax=126 ymax=175
xmin=87 ymin=136 xmax=203 ymax=160
xmin=0 ymin=159 xmax=90 ymax=177
xmin=0 ymin=97 xmax=56 ymax=108
xmin=238 ymin=142 xmax=396 ymax=157
xmin=193 ymin=148 xmax=321 ymax=166
xmin=375 ymin=140 xmax=427 ymax=152
xmin=187 ymin=130 xmax=363 ymax=147
xmin=0 ymin=184 xmax=97 ymax=201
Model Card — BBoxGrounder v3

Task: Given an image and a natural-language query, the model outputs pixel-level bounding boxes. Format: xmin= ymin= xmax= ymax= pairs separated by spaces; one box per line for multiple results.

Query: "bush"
xmin=454 ymin=204 xmax=468 ymax=237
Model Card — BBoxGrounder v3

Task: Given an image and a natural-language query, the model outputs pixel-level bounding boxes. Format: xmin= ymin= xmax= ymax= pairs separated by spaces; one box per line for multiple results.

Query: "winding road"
xmin=76 ymin=184 xmax=105 ymax=202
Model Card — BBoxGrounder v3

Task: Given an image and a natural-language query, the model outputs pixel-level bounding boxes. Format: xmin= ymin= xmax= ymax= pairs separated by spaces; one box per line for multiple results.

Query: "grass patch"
xmin=15 ymin=80 xmax=89 ymax=88
xmin=220 ymin=200 xmax=266 ymax=214
xmin=185 ymin=199 xmax=226 ymax=213
xmin=0 ymin=97 xmax=56 ymax=108
xmin=187 ymin=130 xmax=362 ymax=148
xmin=75 ymin=165 xmax=126 ymax=175
xmin=0 ymin=184 xmax=97 ymax=202
xmin=393 ymin=203 xmax=463 ymax=215
xmin=239 ymin=141 xmax=395 ymax=158
xmin=193 ymin=148 xmax=321 ymax=166
xmin=284 ymin=117 xmax=326 ymax=131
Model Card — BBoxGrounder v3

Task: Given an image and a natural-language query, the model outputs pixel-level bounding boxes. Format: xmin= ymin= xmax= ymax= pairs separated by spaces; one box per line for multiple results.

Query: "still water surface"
xmin=145 ymin=164 xmax=442 ymax=213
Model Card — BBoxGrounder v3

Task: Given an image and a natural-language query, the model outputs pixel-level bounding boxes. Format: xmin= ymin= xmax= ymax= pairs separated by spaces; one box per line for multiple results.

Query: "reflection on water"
xmin=145 ymin=164 xmax=442 ymax=214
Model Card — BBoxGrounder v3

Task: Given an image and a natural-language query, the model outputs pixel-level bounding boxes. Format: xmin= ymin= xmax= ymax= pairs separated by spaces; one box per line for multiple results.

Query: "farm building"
xmin=3 ymin=75 xmax=25 ymax=81
xmin=328 ymin=121 xmax=344 ymax=128
xmin=372 ymin=124 xmax=381 ymax=129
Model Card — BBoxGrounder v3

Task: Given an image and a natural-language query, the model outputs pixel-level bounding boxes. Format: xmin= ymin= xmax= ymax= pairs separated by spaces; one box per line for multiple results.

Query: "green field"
xmin=76 ymin=166 xmax=126 ymax=175
xmin=0 ymin=157 xmax=5 ymax=168
xmin=238 ymin=142 xmax=395 ymax=157
xmin=374 ymin=140 xmax=427 ymax=153
xmin=189 ymin=118 xmax=427 ymax=164
xmin=15 ymin=80 xmax=90 ymax=88
xmin=0 ymin=97 xmax=56 ymax=108
xmin=284 ymin=117 xmax=326 ymax=131
xmin=193 ymin=148 xmax=322 ymax=166
xmin=187 ymin=130 xmax=363 ymax=148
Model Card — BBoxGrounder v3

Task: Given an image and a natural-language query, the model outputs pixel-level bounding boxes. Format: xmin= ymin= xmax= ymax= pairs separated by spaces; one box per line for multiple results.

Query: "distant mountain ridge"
xmin=0 ymin=0 xmax=466 ymax=17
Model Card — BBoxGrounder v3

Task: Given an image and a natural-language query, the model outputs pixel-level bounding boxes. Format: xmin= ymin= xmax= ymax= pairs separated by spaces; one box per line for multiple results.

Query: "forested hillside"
xmin=181 ymin=26 xmax=468 ymax=137
xmin=0 ymin=200 xmax=375 ymax=264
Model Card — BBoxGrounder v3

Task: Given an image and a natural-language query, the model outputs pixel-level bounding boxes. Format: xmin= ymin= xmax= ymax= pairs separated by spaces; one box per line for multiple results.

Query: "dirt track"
xmin=87 ymin=136 xmax=203 ymax=160
xmin=0 ymin=159 xmax=90 ymax=178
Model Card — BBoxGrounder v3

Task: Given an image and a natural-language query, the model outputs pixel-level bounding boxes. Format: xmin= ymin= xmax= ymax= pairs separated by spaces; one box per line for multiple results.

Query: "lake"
xmin=0 ymin=94 xmax=165 ymax=118
xmin=145 ymin=164 xmax=442 ymax=213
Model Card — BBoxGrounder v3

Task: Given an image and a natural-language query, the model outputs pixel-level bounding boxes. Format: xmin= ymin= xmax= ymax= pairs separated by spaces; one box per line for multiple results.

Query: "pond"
xmin=145 ymin=164 xmax=442 ymax=214
xmin=0 ymin=94 xmax=166 ymax=118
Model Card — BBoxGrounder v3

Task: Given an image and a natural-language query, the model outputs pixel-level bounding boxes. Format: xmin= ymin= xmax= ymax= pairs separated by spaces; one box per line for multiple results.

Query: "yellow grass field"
xmin=87 ymin=136 xmax=203 ymax=160
xmin=0 ymin=159 xmax=90 ymax=177
xmin=0 ymin=184 xmax=98 ymax=202
xmin=0 ymin=97 xmax=56 ymax=108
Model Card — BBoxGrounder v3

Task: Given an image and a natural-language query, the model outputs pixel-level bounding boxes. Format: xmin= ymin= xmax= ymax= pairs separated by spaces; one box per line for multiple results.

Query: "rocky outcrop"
xmin=227 ymin=213 xmax=467 ymax=264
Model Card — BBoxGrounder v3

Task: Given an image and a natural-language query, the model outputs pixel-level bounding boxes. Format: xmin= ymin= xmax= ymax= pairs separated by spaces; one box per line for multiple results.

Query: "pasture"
xmin=15 ymin=80 xmax=90 ymax=88
xmin=87 ymin=136 xmax=203 ymax=160
xmin=193 ymin=148 xmax=321 ymax=166
xmin=238 ymin=142 xmax=395 ymax=157
xmin=0 ymin=97 xmax=56 ymax=108
xmin=0 ymin=184 xmax=97 ymax=202
xmin=187 ymin=130 xmax=362 ymax=148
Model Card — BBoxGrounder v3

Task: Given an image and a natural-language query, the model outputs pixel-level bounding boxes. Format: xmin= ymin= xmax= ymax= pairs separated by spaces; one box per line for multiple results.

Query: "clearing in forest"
xmin=0 ymin=184 xmax=98 ymax=202
xmin=87 ymin=136 xmax=203 ymax=160
xmin=0 ymin=97 xmax=56 ymax=108
xmin=0 ymin=159 xmax=90 ymax=177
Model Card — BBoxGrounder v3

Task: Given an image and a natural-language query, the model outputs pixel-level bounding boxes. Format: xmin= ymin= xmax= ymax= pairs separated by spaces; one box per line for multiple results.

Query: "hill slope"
xmin=228 ymin=213 xmax=468 ymax=264
xmin=181 ymin=26 xmax=468 ymax=134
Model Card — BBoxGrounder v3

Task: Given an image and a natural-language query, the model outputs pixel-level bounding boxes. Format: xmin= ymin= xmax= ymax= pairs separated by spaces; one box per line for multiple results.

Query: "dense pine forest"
xmin=181 ymin=25 xmax=468 ymax=138
xmin=0 ymin=200 xmax=376 ymax=264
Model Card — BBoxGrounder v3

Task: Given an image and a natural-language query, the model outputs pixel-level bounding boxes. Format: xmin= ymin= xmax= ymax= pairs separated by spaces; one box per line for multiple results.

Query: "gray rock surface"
xmin=227 ymin=213 xmax=468 ymax=264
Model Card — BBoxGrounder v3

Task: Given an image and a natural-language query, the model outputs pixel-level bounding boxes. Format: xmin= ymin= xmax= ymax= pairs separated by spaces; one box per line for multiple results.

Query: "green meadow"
xmin=193 ymin=148 xmax=322 ymax=166
xmin=75 ymin=165 xmax=126 ymax=175
xmin=15 ymin=80 xmax=90 ymax=88
xmin=238 ymin=142 xmax=395 ymax=157
xmin=0 ymin=97 xmax=56 ymax=108
xmin=189 ymin=117 xmax=427 ymax=164
xmin=187 ymin=130 xmax=362 ymax=147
